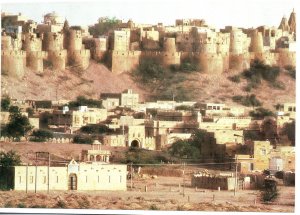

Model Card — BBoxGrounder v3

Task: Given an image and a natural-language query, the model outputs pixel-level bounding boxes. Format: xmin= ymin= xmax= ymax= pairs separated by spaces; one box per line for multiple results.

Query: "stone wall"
xmin=191 ymin=173 xmax=236 ymax=190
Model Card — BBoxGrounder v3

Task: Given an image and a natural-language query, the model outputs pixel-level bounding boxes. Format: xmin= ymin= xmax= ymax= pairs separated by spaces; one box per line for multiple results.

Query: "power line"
xmin=127 ymin=162 xmax=236 ymax=166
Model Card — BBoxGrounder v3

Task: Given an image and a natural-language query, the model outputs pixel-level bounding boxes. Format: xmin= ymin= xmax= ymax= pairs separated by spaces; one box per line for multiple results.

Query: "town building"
xmin=48 ymin=106 xmax=107 ymax=132
xmin=6 ymin=160 xmax=127 ymax=191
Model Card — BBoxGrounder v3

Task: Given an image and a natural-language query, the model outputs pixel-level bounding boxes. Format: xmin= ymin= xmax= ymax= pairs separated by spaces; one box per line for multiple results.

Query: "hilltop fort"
xmin=1 ymin=10 xmax=296 ymax=79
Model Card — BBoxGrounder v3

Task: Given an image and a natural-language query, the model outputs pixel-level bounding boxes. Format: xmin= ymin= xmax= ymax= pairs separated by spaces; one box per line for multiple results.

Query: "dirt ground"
xmin=0 ymin=176 xmax=295 ymax=212
xmin=0 ymin=142 xmax=295 ymax=212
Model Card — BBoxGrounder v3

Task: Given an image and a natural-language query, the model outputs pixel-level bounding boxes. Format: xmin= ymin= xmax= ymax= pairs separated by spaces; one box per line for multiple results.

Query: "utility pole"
xmin=35 ymin=152 xmax=37 ymax=193
xmin=183 ymin=162 xmax=185 ymax=197
xmin=26 ymin=153 xmax=28 ymax=193
xmin=48 ymin=152 xmax=50 ymax=194
xmin=130 ymin=162 xmax=133 ymax=190
xmin=234 ymin=156 xmax=238 ymax=196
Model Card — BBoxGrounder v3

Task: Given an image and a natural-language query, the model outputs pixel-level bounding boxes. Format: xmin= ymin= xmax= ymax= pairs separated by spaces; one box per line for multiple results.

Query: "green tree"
xmin=0 ymin=150 xmax=21 ymax=167
xmin=31 ymin=129 xmax=54 ymax=142
xmin=26 ymin=107 xmax=34 ymax=117
xmin=73 ymin=135 xmax=93 ymax=144
xmin=134 ymin=58 xmax=165 ymax=83
xmin=5 ymin=106 xmax=33 ymax=140
xmin=249 ymin=107 xmax=275 ymax=119
xmin=91 ymin=16 xmax=120 ymax=36
xmin=80 ymin=124 xmax=109 ymax=134
xmin=242 ymin=59 xmax=282 ymax=90
xmin=232 ymin=94 xmax=262 ymax=108
xmin=247 ymin=94 xmax=262 ymax=108
xmin=1 ymin=97 xmax=10 ymax=111
xmin=281 ymin=120 xmax=295 ymax=146
xmin=169 ymin=130 xmax=209 ymax=159
xmin=0 ymin=150 xmax=21 ymax=190
xmin=68 ymin=96 xmax=103 ymax=109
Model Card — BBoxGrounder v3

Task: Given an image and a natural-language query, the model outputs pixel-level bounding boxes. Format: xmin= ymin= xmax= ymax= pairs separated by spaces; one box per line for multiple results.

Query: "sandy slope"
xmin=1 ymin=62 xmax=295 ymax=111
xmin=1 ymin=61 xmax=146 ymax=101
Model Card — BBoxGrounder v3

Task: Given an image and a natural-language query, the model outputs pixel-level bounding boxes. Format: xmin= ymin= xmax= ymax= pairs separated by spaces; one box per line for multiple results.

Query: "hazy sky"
xmin=1 ymin=0 xmax=297 ymax=29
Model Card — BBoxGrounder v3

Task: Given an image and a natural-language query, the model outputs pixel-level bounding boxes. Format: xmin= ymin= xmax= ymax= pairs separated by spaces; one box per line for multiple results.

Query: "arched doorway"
xmin=131 ymin=139 xmax=140 ymax=148
xmin=68 ymin=173 xmax=77 ymax=190
xmin=96 ymin=155 xmax=101 ymax=161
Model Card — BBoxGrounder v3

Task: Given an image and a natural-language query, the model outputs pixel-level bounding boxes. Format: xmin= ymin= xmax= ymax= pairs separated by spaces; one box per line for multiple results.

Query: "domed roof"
xmin=92 ymin=140 xmax=101 ymax=145
xmin=45 ymin=11 xmax=60 ymax=18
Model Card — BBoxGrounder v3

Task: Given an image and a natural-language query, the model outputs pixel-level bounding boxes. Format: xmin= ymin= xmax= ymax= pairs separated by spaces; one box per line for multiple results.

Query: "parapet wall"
xmin=1 ymin=36 xmax=12 ymax=51
xmin=43 ymin=32 xmax=64 ymax=51
xmin=111 ymin=50 xmax=141 ymax=73
xmin=68 ymin=49 xmax=91 ymax=70
xmin=68 ymin=29 xmax=83 ymax=51
xmin=48 ymin=50 xmax=67 ymax=71
xmin=23 ymin=33 xmax=42 ymax=52
xmin=26 ymin=51 xmax=48 ymax=73
xmin=180 ymin=52 xmax=229 ymax=74
xmin=275 ymin=50 xmax=296 ymax=67
xmin=163 ymin=37 xmax=176 ymax=52
xmin=161 ymin=52 xmax=181 ymax=67
xmin=249 ymin=30 xmax=264 ymax=53
xmin=1 ymin=50 xmax=26 ymax=78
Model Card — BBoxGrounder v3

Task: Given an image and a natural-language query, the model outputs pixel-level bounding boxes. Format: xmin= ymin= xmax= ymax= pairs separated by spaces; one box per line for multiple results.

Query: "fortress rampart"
xmin=1 ymin=11 xmax=296 ymax=78
xmin=1 ymin=50 xmax=26 ymax=78
xmin=42 ymin=32 xmax=64 ymax=51
xmin=48 ymin=50 xmax=67 ymax=71
xmin=26 ymin=51 xmax=48 ymax=72
xmin=249 ymin=30 xmax=264 ymax=53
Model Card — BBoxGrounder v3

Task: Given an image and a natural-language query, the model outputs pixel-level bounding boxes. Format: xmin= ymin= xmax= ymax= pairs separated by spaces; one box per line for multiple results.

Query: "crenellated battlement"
xmin=43 ymin=32 xmax=64 ymax=51
xmin=1 ymin=49 xmax=26 ymax=78
xmin=2 ymin=50 xmax=26 ymax=57
xmin=23 ymin=33 xmax=42 ymax=52
xmin=1 ymin=10 xmax=296 ymax=78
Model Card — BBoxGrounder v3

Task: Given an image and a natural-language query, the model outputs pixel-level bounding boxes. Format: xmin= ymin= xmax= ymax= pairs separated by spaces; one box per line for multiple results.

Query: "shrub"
xmin=1 ymin=96 xmax=10 ymax=111
xmin=284 ymin=65 xmax=295 ymax=79
xmin=134 ymin=58 xmax=165 ymax=83
xmin=175 ymin=105 xmax=194 ymax=111
xmin=4 ymin=201 xmax=13 ymax=208
xmin=244 ymin=130 xmax=262 ymax=141
xmin=17 ymin=203 xmax=26 ymax=208
xmin=232 ymin=95 xmax=243 ymax=102
xmin=55 ymin=200 xmax=67 ymax=208
xmin=242 ymin=59 xmax=282 ymax=88
xmin=77 ymin=196 xmax=90 ymax=209
xmin=249 ymin=108 xmax=275 ymax=119
xmin=26 ymin=107 xmax=34 ymax=117
xmin=73 ymin=135 xmax=93 ymax=144
xmin=80 ymin=124 xmax=109 ymax=135
xmin=228 ymin=75 xmax=241 ymax=83
xmin=31 ymin=129 xmax=54 ymax=142
xmin=30 ymin=204 xmax=47 ymax=208
xmin=232 ymin=94 xmax=262 ymax=107
xmin=0 ymin=150 xmax=21 ymax=167
xmin=149 ymin=204 xmax=159 ymax=210
xmin=261 ymin=179 xmax=279 ymax=202
xmin=180 ymin=61 xmax=199 ymax=72
xmin=271 ymin=81 xmax=285 ymax=90
xmin=68 ymin=96 xmax=103 ymax=109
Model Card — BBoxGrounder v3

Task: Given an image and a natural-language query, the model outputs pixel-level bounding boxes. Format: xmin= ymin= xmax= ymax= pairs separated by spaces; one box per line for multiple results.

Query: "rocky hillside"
xmin=1 ymin=61 xmax=295 ymax=111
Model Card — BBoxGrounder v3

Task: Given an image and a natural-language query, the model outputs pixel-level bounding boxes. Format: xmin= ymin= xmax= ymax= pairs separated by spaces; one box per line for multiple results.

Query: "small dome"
xmin=93 ymin=140 xmax=101 ymax=145
xmin=45 ymin=11 xmax=59 ymax=18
